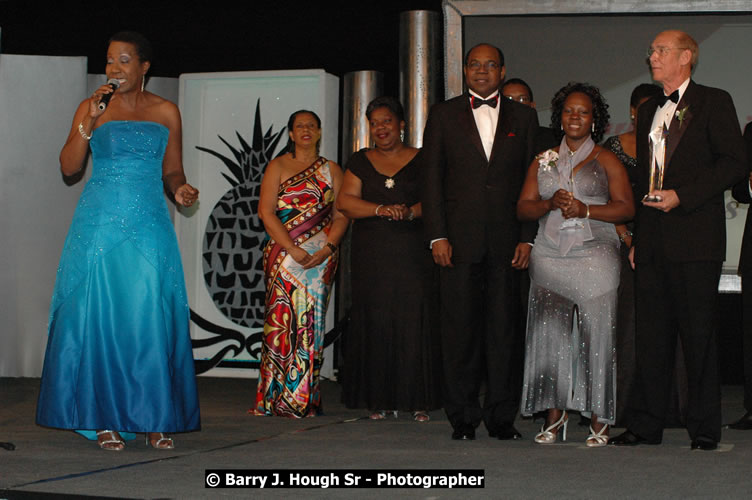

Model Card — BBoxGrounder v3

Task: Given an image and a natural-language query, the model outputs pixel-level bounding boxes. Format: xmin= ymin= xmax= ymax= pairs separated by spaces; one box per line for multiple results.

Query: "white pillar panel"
xmin=0 ymin=55 xmax=88 ymax=376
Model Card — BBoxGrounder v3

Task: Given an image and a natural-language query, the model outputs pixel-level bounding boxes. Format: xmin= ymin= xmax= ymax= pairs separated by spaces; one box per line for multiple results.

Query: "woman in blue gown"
xmin=36 ymin=32 xmax=200 ymax=451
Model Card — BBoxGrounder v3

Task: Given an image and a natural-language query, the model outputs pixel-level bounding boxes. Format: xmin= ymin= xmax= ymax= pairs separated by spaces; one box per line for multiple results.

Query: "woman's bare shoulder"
xmin=141 ymin=92 xmax=179 ymax=127
xmin=595 ymin=147 xmax=625 ymax=172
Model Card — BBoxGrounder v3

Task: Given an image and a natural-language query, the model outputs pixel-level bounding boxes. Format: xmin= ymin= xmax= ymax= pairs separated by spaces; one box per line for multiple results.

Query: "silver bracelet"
xmin=619 ymin=230 xmax=633 ymax=243
xmin=375 ymin=204 xmax=384 ymax=216
xmin=78 ymin=122 xmax=92 ymax=141
xmin=585 ymin=204 xmax=590 ymax=219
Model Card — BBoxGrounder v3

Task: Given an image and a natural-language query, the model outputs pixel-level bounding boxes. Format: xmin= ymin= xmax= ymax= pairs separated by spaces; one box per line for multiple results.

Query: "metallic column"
xmin=399 ymin=10 xmax=440 ymax=147
xmin=333 ymin=71 xmax=383 ymax=361
xmin=340 ymin=71 xmax=383 ymax=166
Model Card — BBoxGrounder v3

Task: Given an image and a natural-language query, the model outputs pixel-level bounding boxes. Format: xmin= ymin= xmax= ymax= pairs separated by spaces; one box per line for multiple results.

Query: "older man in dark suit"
xmin=610 ymin=30 xmax=747 ymax=450
xmin=422 ymin=43 xmax=538 ymax=440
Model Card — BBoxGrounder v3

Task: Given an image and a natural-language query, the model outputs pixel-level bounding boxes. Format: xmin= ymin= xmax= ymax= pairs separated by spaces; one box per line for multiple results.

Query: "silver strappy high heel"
xmin=96 ymin=430 xmax=125 ymax=451
xmin=145 ymin=432 xmax=174 ymax=450
xmin=534 ymin=411 xmax=568 ymax=444
xmin=586 ymin=424 xmax=609 ymax=447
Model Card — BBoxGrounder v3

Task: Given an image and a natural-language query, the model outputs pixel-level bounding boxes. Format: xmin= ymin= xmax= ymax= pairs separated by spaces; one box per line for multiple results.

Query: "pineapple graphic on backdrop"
xmin=196 ymin=100 xmax=286 ymax=345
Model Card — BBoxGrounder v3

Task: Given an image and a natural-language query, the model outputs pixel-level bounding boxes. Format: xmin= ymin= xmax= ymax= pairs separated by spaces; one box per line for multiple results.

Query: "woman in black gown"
xmin=337 ymin=97 xmax=441 ymax=421
xmin=603 ymin=83 xmax=687 ymax=426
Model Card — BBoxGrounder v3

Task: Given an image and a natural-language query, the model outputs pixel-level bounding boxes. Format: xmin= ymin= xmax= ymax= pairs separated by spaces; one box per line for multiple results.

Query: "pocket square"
xmin=507 ymin=132 xmax=516 ymax=137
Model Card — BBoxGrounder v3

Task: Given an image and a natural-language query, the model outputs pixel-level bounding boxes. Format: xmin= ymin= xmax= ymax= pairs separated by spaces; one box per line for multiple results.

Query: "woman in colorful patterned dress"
xmin=252 ymin=110 xmax=349 ymax=417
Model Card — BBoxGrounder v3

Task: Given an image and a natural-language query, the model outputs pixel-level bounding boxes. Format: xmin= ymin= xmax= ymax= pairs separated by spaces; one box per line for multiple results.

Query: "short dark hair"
xmin=285 ymin=110 xmax=322 ymax=157
xmin=630 ymin=83 xmax=663 ymax=108
xmin=365 ymin=96 xmax=405 ymax=122
xmin=108 ymin=31 xmax=153 ymax=63
xmin=464 ymin=43 xmax=505 ymax=68
xmin=502 ymin=78 xmax=534 ymax=102
xmin=550 ymin=82 xmax=610 ymax=144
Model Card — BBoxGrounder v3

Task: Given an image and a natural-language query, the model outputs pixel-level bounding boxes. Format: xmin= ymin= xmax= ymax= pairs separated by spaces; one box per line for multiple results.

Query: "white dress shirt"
xmin=469 ymin=89 xmax=500 ymax=160
xmin=650 ymin=77 xmax=690 ymax=133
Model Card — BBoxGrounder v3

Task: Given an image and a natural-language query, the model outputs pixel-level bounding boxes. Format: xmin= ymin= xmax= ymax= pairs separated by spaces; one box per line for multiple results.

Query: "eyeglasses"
xmin=646 ymin=46 xmax=688 ymax=58
xmin=503 ymin=94 xmax=531 ymax=104
xmin=466 ymin=61 xmax=500 ymax=71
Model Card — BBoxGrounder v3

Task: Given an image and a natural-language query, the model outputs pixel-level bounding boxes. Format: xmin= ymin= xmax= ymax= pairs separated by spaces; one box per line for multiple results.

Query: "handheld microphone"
xmin=97 ymin=78 xmax=121 ymax=111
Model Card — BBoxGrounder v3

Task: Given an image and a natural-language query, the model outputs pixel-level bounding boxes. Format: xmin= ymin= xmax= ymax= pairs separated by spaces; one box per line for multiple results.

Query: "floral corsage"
xmin=675 ymin=105 xmax=690 ymax=126
xmin=537 ymin=149 xmax=559 ymax=172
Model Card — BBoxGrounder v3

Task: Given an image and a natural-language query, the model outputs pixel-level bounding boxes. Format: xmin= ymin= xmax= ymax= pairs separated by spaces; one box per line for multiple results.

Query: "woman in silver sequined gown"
xmin=517 ymin=83 xmax=634 ymax=446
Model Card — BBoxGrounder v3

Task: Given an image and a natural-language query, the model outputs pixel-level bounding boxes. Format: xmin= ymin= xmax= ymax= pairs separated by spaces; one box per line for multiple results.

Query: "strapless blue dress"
xmin=36 ymin=121 xmax=200 ymax=437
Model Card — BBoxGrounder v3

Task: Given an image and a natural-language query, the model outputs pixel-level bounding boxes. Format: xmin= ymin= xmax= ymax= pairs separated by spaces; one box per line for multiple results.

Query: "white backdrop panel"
xmin=0 ymin=55 xmax=87 ymax=376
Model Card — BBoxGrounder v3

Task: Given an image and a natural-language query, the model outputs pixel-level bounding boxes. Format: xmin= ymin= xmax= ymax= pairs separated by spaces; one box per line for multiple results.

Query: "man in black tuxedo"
xmin=728 ymin=122 xmax=752 ymax=430
xmin=422 ymin=43 xmax=538 ymax=440
xmin=610 ymin=30 xmax=747 ymax=450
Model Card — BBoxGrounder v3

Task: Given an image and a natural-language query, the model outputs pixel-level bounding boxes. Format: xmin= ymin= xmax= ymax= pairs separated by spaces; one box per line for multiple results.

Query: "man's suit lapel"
xmin=457 ymin=95 xmax=488 ymax=162
xmin=665 ymin=80 xmax=696 ymax=168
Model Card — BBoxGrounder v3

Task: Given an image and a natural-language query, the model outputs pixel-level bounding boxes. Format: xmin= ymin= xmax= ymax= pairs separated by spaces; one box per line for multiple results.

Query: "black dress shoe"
xmin=495 ymin=423 xmax=522 ymax=440
xmin=608 ymin=429 xmax=650 ymax=446
xmin=725 ymin=411 xmax=752 ymax=430
xmin=451 ymin=424 xmax=476 ymax=440
xmin=691 ymin=437 xmax=718 ymax=451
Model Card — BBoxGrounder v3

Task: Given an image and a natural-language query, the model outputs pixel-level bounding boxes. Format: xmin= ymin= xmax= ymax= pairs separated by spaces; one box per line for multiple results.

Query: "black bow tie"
xmin=471 ymin=95 xmax=498 ymax=109
xmin=657 ymin=90 xmax=679 ymax=107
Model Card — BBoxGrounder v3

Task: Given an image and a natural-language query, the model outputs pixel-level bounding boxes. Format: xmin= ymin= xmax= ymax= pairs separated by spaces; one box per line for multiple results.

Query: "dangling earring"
xmin=400 ymin=129 xmax=405 ymax=142
xmin=561 ymin=124 xmax=564 ymax=131
xmin=141 ymin=75 xmax=145 ymax=92
xmin=591 ymin=123 xmax=595 ymax=133
xmin=630 ymin=114 xmax=635 ymax=120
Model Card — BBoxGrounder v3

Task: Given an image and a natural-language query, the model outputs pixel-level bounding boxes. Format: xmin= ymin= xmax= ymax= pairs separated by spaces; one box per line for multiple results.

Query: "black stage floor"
xmin=2 ymin=377 xmax=752 ymax=499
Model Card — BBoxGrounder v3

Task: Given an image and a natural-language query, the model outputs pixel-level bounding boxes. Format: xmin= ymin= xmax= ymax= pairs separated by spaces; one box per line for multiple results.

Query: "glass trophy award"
xmin=644 ymin=124 xmax=667 ymax=203
xmin=560 ymin=162 xmax=583 ymax=230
